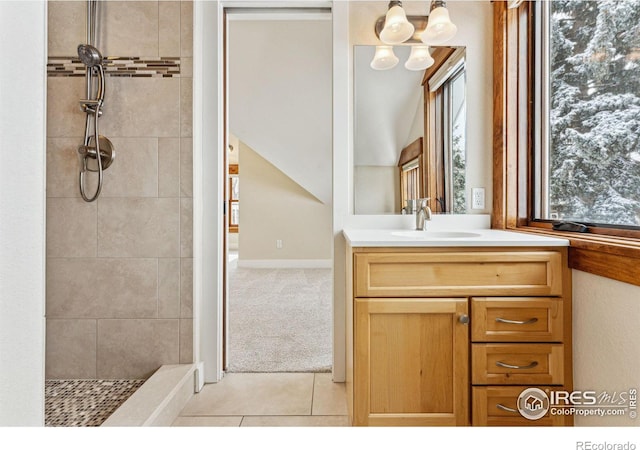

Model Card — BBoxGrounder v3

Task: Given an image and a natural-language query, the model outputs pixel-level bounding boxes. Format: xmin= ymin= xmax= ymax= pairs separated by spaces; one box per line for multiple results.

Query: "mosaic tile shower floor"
xmin=45 ymin=379 xmax=145 ymax=427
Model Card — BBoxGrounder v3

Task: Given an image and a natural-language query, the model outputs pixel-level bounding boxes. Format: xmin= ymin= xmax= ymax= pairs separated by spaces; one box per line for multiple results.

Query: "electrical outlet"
xmin=472 ymin=188 xmax=485 ymax=210
xmin=276 ymin=239 xmax=283 ymax=249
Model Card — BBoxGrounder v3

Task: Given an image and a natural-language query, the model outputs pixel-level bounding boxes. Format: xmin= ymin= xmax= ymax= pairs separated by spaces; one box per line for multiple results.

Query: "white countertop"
xmin=343 ymin=228 xmax=569 ymax=248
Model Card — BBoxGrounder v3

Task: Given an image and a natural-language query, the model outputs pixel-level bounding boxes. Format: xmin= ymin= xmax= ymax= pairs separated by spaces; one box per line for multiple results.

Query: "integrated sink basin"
xmin=391 ymin=230 xmax=483 ymax=239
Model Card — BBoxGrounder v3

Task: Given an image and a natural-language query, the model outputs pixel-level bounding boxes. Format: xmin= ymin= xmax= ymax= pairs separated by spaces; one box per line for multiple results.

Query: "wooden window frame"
xmin=492 ymin=0 xmax=640 ymax=287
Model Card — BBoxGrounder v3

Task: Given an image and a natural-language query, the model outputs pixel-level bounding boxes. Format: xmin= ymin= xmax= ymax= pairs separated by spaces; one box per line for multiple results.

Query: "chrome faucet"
xmin=416 ymin=198 xmax=432 ymax=231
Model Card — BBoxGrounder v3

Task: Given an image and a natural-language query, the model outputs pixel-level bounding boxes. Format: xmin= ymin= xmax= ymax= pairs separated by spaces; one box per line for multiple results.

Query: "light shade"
xmin=421 ymin=6 xmax=457 ymax=46
xmin=404 ymin=45 xmax=435 ymax=71
xmin=380 ymin=4 xmax=415 ymax=44
xmin=370 ymin=46 xmax=399 ymax=70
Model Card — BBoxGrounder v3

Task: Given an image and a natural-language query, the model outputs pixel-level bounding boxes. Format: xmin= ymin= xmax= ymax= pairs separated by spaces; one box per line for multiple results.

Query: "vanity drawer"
xmin=472 ymin=344 xmax=564 ymax=385
xmin=471 ymin=297 xmax=563 ymax=342
xmin=353 ymin=251 xmax=562 ymax=298
xmin=472 ymin=386 xmax=567 ymax=426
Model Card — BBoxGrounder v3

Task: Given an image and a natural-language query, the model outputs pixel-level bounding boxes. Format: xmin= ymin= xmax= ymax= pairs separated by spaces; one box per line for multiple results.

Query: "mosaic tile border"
xmin=45 ymin=379 xmax=145 ymax=427
xmin=48 ymin=56 xmax=181 ymax=78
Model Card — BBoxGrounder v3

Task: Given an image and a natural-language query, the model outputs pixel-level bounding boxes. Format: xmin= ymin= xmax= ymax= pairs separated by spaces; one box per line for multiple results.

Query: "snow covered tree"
xmin=548 ymin=0 xmax=640 ymax=226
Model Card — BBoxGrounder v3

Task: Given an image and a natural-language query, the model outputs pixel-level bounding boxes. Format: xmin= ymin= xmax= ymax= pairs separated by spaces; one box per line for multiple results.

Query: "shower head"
xmin=77 ymin=44 xmax=103 ymax=68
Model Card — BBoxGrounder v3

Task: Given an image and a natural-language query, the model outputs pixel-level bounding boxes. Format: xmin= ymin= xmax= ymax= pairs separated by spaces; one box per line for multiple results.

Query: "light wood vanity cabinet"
xmin=354 ymin=297 xmax=469 ymax=426
xmin=346 ymin=246 xmax=573 ymax=427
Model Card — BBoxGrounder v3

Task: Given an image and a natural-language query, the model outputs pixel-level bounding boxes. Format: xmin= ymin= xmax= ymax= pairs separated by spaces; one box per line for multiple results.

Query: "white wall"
xmin=238 ymin=142 xmax=332 ymax=265
xmin=228 ymin=16 xmax=333 ymax=205
xmin=354 ymin=166 xmax=400 ymax=214
xmin=572 ymin=270 xmax=640 ymax=426
xmin=0 ymin=0 xmax=47 ymax=426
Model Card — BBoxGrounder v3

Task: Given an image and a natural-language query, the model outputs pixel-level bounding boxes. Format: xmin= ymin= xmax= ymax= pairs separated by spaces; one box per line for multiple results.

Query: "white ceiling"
xmin=354 ymin=45 xmax=425 ymax=167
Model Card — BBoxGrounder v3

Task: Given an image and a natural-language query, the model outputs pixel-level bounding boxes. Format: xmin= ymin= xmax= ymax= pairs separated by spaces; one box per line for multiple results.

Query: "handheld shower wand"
xmin=77 ymin=0 xmax=114 ymax=203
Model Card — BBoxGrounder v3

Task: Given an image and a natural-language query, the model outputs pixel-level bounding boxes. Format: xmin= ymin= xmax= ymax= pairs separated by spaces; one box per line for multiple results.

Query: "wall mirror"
xmin=354 ymin=45 xmax=468 ymax=215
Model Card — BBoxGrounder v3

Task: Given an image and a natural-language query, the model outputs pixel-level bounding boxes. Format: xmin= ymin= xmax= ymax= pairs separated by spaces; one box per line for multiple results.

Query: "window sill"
xmin=508 ymin=226 xmax=640 ymax=287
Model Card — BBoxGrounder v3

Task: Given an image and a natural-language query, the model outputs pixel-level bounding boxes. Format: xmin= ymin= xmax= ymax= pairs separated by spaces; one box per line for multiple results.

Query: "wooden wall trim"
xmin=492 ymin=1 xmax=508 ymax=229
xmin=569 ymin=248 xmax=640 ymax=287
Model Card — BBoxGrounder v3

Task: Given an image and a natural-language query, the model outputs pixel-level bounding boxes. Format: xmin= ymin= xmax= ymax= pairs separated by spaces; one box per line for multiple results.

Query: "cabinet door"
xmin=354 ymin=298 xmax=469 ymax=426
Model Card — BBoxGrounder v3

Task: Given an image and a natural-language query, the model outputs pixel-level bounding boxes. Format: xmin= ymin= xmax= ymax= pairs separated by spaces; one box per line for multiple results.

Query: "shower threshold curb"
xmin=101 ymin=364 xmax=196 ymax=427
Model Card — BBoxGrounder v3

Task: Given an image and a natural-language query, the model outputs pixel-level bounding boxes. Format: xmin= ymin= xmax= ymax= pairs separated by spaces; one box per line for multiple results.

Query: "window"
xmin=534 ymin=0 xmax=640 ymax=229
xmin=401 ymin=158 xmax=421 ymax=209
xmin=443 ymin=67 xmax=467 ymax=214
xmin=426 ymin=48 xmax=467 ymax=213
xmin=398 ymin=138 xmax=424 ymax=212
xmin=493 ymin=0 xmax=640 ymax=287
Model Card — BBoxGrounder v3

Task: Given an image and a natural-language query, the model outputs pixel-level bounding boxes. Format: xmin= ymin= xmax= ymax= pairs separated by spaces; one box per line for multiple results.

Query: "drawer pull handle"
xmin=495 ymin=360 xmax=539 ymax=370
xmin=496 ymin=403 xmax=518 ymax=414
xmin=495 ymin=317 xmax=538 ymax=325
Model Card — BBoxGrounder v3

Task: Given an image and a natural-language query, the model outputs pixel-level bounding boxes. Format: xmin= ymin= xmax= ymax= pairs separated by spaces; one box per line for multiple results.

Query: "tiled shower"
xmin=45 ymin=0 xmax=193 ymax=425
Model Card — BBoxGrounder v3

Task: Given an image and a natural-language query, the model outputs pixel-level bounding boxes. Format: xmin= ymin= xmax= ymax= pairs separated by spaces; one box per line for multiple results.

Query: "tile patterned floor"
xmin=45 ymin=379 xmax=145 ymax=427
xmin=173 ymin=372 xmax=349 ymax=427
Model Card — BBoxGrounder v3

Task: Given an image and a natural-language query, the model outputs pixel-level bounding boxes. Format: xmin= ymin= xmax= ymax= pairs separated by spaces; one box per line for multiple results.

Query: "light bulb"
xmin=370 ymin=46 xmax=399 ymax=70
xmin=405 ymin=46 xmax=435 ymax=71
xmin=380 ymin=4 xmax=415 ymax=44
xmin=421 ymin=6 xmax=457 ymax=46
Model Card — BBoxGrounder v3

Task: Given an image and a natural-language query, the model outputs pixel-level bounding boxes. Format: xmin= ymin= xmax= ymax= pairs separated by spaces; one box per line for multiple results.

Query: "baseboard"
xmin=237 ymin=259 xmax=332 ymax=269
xmin=101 ymin=364 xmax=196 ymax=427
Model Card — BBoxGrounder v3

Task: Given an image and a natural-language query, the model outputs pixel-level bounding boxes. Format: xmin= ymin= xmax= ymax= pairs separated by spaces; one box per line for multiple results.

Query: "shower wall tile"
xmin=158 ymin=138 xmax=180 ymax=197
xmin=46 ymin=198 xmax=97 ymax=258
xmin=48 ymin=1 xmax=85 ymax=56
xmin=46 ymin=319 xmax=97 ymax=379
xmin=180 ymin=258 xmax=193 ymax=319
xmin=100 ymin=78 xmax=180 ymax=138
xmin=47 ymin=258 xmax=158 ymax=319
xmin=160 ymin=1 xmax=181 ymax=57
xmin=47 ymin=77 xmax=86 ymax=138
xmin=47 ymin=137 xmax=83 ymax=198
xmin=179 ymin=318 xmax=193 ymax=364
xmin=180 ymin=77 xmax=193 ymax=137
xmin=98 ymin=198 xmax=180 ymax=257
xmin=180 ymin=138 xmax=193 ymax=197
xmin=100 ymin=138 xmax=158 ymax=197
xmin=181 ymin=198 xmax=193 ymax=257
xmin=159 ymin=258 xmax=181 ymax=319
xmin=181 ymin=57 xmax=193 ymax=78
xmin=101 ymin=1 xmax=159 ymax=57
xmin=47 ymin=0 xmax=194 ymax=381
xmin=181 ymin=1 xmax=193 ymax=57
xmin=97 ymin=319 xmax=180 ymax=379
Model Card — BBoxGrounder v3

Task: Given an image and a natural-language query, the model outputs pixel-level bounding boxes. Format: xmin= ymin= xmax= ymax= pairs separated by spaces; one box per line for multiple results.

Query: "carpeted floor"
xmin=227 ymin=255 xmax=332 ymax=373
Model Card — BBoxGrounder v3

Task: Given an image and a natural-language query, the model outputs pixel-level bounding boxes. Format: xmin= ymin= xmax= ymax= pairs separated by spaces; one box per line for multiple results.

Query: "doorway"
xmin=223 ymin=10 xmax=334 ymax=373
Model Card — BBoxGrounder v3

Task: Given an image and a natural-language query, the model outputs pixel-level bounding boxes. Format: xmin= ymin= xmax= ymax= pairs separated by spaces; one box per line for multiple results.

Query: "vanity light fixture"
xmin=404 ymin=45 xmax=435 ymax=71
xmin=379 ymin=1 xmax=415 ymax=45
xmin=370 ymin=45 xmax=400 ymax=70
xmin=421 ymin=0 xmax=458 ymax=46
xmin=371 ymin=0 xmax=456 ymax=71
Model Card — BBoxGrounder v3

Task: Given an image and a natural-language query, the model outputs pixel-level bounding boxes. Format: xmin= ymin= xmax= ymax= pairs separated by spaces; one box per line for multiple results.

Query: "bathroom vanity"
xmin=343 ymin=228 xmax=573 ymax=426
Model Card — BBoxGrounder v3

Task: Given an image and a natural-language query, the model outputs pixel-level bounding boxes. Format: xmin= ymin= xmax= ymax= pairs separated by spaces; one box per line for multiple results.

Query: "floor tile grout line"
xmin=310 ymin=373 xmax=316 ymax=416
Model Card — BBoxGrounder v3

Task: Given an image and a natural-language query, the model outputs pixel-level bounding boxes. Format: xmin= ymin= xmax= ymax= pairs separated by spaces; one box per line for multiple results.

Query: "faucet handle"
xmin=419 ymin=198 xmax=432 ymax=221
